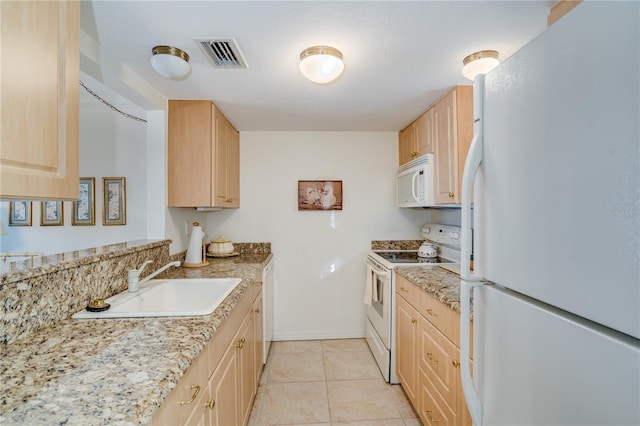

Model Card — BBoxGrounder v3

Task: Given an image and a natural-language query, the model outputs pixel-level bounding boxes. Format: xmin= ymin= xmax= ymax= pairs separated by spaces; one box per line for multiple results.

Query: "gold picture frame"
xmin=298 ymin=180 xmax=343 ymax=211
xmin=103 ymin=177 xmax=126 ymax=226
xmin=8 ymin=201 xmax=32 ymax=226
xmin=41 ymin=201 xmax=64 ymax=226
xmin=73 ymin=177 xmax=95 ymax=226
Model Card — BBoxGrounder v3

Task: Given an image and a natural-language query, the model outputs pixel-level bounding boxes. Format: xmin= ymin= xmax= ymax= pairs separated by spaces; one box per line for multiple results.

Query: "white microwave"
xmin=396 ymin=154 xmax=435 ymax=207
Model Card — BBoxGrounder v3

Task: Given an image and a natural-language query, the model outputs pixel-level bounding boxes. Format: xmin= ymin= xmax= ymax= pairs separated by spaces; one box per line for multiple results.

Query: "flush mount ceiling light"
xmin=299 ymin=46 xmax=344 ymax=84
xmin=462 ymin=50 xmax=500 ymax=81
xmin=150 ymin=45 xmax=191 ymax=80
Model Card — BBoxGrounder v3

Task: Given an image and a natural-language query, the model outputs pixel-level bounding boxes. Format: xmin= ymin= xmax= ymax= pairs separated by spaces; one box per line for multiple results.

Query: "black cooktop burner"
xmin=373 ymin=251 xmax=453 ymax=264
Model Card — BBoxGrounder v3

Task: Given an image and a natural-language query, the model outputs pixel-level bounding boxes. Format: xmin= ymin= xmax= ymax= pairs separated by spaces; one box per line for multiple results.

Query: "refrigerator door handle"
xmin=461 ymin=279 xmax=484 ymax=425
xmin=461 ymin=74 xmax=485 ymax=282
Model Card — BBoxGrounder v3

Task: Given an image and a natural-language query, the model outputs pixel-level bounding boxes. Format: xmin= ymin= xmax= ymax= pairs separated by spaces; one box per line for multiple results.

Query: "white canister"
xmin=208 ymin=236 xmax=234 ymax=255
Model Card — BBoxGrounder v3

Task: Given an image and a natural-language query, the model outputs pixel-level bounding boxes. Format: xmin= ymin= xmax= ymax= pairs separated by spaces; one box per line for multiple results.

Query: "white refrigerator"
xmin=459 ymin=2 xmax=640 ymax=425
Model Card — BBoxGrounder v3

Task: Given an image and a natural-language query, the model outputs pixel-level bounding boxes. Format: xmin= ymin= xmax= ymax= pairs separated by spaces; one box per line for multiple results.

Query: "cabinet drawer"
xmin=396 ymin=274 xmax=420 ymax=307
xmin=152 ymin=344 xmax=210 ymax=425
xmin=419 ymin=290 xmax=459 ymax=345
xmin=419 ymin=315 xmax=457 ymax=406
xmin=419 ymin=367 xmax=455 ymax=426
xmin=209 ymin=282 xmax=257 ymax=374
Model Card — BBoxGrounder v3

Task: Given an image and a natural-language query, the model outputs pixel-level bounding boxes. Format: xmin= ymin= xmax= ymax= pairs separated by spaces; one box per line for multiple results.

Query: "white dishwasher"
xmin=262 ymin=257 xmax=274 ymax=363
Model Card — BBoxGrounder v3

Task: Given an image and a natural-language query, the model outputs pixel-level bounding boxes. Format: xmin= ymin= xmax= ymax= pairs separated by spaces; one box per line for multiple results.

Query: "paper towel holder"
xmin=182 ymin=222 xmax=210 ymax=268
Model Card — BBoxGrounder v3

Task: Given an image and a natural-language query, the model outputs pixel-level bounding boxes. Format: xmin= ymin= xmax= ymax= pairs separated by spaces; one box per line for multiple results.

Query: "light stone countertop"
xmin=0 ymin=253 xmax=272 ymax=426
xmin=395 ymin=264 xmax=472 ymax=316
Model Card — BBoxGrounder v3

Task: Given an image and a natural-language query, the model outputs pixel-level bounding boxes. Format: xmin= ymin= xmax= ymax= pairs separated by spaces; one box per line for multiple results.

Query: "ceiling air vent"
xmin=194 ymin=38 xmax=248 ymax=69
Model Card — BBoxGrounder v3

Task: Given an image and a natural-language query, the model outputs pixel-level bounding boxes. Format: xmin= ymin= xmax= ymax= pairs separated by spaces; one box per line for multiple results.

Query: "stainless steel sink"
xmin=72 ymin=278 xmax=242 ymax=319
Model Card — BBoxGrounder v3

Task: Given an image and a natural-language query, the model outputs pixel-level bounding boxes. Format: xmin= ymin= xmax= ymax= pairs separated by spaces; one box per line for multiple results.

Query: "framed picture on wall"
xmin=8 ymin=201 xmax=32 ymax=226
xmin=41 ymin=201 xmax=64 ymax=226
xmin=103 ymin=177 xmax=126 ymax=226
xmin=72 ymin=177 xmax=95 ymax=226
xmin=298 ymin=180 xmax=343 ymax=211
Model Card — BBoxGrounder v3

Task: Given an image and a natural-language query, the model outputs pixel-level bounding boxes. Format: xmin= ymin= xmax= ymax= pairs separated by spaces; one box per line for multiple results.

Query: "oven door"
xmin=365 ymin=257 xmax=392 ymax=348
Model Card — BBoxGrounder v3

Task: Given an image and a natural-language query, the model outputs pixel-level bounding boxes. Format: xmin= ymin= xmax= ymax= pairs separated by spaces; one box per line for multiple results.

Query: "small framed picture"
xmin=73 ymin=177 xmax=95 ymax=226
xmin=298 ymin=180 xmax=343 ymax=211
xmin=9 ymin=201 xmax=32 ymax=226
xmin=103 ymin=177 xmax=126 ymax=226
xmin=41 ymin=201 xmax=64 ymax=226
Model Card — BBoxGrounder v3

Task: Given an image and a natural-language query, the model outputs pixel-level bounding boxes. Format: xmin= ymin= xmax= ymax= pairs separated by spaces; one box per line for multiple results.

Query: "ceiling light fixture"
xmin=150 ymin=45 xmax=191 ymax=80
xmin=462 ymin=50 xmax=500 ymax=81
xmin=299 ymin=46 xmax=344 ymax=84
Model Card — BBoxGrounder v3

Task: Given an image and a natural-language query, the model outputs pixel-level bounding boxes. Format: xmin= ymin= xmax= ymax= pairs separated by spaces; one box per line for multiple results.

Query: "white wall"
xmin=0 ymin=76 xmax=206 ymax=257
xmin=0 ymin=85 xmax=149 ymax=255
xmin=205 ymin=131 xmax=434 ymax=340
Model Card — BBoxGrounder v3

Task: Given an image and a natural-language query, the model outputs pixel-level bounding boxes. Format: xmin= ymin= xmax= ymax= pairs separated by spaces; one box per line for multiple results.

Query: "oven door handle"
xmin=364 ymin=259 xmax=391 ymax=278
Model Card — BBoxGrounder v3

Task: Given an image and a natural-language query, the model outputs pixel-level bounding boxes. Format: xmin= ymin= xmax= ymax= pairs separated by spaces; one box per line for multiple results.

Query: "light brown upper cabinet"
xmin=548 ymin=0 xmax=582 ymax=26
xmin=0 ymin=1 xmax=80 ymax=200
xmin=433 ymin=86 xmax=473 ymax=204
xmin=399 ymin=108 xmax=435 ymax=166
xmin=168 ymin=100 xmax=240 ymax=208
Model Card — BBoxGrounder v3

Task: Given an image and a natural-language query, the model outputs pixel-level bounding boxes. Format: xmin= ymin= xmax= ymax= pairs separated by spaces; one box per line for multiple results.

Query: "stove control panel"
xmin=421 ymin=224 xmax=462 ymax=247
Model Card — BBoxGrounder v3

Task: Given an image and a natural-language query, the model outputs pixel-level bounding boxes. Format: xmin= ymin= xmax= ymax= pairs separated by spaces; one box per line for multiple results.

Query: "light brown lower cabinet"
xmin=153 ymin=283 xmax=263 ymax=426
xmin=396 ymin=274 xmax=472 ymax=426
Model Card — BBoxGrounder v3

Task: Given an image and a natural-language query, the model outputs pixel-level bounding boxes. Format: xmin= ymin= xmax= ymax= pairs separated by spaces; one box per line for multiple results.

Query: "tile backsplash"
xmin=370 ymin=240 xmax=423 ymax=250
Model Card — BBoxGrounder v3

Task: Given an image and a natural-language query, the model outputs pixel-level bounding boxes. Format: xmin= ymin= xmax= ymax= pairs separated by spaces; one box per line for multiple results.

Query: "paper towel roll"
xmin=185 ymin=222 xmax=205 ymax=264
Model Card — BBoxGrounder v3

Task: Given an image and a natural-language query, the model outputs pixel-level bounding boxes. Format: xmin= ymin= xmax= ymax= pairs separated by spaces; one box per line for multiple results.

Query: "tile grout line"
xmin=321 ymin=340 xmax=333 ymax=425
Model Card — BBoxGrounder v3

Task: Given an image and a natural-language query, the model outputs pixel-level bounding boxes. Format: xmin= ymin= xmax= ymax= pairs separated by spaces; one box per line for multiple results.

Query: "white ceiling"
xmin=80 ymin=1 xmax=552 ymax=132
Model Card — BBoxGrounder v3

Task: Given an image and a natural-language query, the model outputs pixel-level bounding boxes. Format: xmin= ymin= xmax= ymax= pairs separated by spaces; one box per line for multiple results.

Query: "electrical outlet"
xmin=184 ymin=220 xmax=191 ymax=235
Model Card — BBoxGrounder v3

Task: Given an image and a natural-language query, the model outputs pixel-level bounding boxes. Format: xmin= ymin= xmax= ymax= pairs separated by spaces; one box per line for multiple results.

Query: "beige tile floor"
xmin=248 ymin=339 xmax=422 ymax=426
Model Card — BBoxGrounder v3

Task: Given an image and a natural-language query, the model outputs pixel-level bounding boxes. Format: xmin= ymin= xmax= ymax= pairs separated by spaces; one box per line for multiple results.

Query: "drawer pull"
xmin=426 ymin=409 xmax=440 ymax=423
xmin=206 ymin=399 xmax=216 ymax=410
xmin=448 ymin=192 xmax=455 ymax=198
xmin=400 ymin=286 xmax=408 ymax=293
xmin=427 ymin=352 xmax=439 ymax=364
xmin=427 ymin=309 xmax=438 ymax=317
xmin=411 ymin=318 xmax=417 ymax=324
xmin=180 ymin=385 xmax=200 ymax=405
xmin=452 ymin=360 xmax=460 ymax=368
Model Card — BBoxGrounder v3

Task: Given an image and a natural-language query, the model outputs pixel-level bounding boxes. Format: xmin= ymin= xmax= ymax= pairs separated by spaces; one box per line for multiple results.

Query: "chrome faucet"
xmin=128 ymin=260 xmax=181 ymax=292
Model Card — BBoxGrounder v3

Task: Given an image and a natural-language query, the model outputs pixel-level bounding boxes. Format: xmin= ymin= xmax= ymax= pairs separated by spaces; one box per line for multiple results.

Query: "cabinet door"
xmin=226 ymin=124 xmax=240 ymax=208
xmin=237 ymin=309 xmax=256 ymax=426
xmin=213 ymin=108 xmax=229 ymax=206
xmin=185 ymin=390 xmax=208 ymax=426
xmin=434 ymin=89 xmax=459 ymax=203
xmin=168 ymin=100 xmax=213 ymax=207
xmin=419 ymin=316 xmax=457 ymax=409
xmin=0 ymin=1 xmax=79 ymax=200
xmin=455 ymin=349 xmax=473 ymax=426
xmin=396 ymin=295 xmax=419 ymax=405
xmin=415 ymin=110 xmax=434 ymax=157
xmin=398 ymin=125 xmax=415 ymax=166
xmin=253 ymin=293 xmax=264 ymax=386
xmin=419 ymin=368 xmax=456 ymax=426
xmin=208 ymin=342 xmax=239 ymax=426
xmin=213 ymin=107 xmax=240 ymax=208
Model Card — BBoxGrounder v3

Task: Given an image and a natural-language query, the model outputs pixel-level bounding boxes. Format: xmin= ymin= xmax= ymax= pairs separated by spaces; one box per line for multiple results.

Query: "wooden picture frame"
xmin=73 ymin=177 xmax=95 ymax=226
xmin=103 ymin=177 xmax=126 ymax=226
xmin=41 ymin=201 xmax=64 ymax=226
xmin=298 ymin=180 xmax=343 ymax=211
xmin=8 ymin=201 xmax=32 ymax=226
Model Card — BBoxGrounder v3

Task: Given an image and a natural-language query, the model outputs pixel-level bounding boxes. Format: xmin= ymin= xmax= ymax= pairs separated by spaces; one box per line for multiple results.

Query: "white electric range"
xmin=364 ymin=224 xmax=462 ymax=383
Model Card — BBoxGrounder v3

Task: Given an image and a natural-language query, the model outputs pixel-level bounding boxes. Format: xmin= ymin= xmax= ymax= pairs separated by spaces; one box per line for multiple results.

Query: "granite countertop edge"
xmin=394 ymin=265 xmax=470 ymax=316
xmin=0 ymin=239 xmax=172 ymax=285
xmin=0 ymin=252 xmax=273 ymax=426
